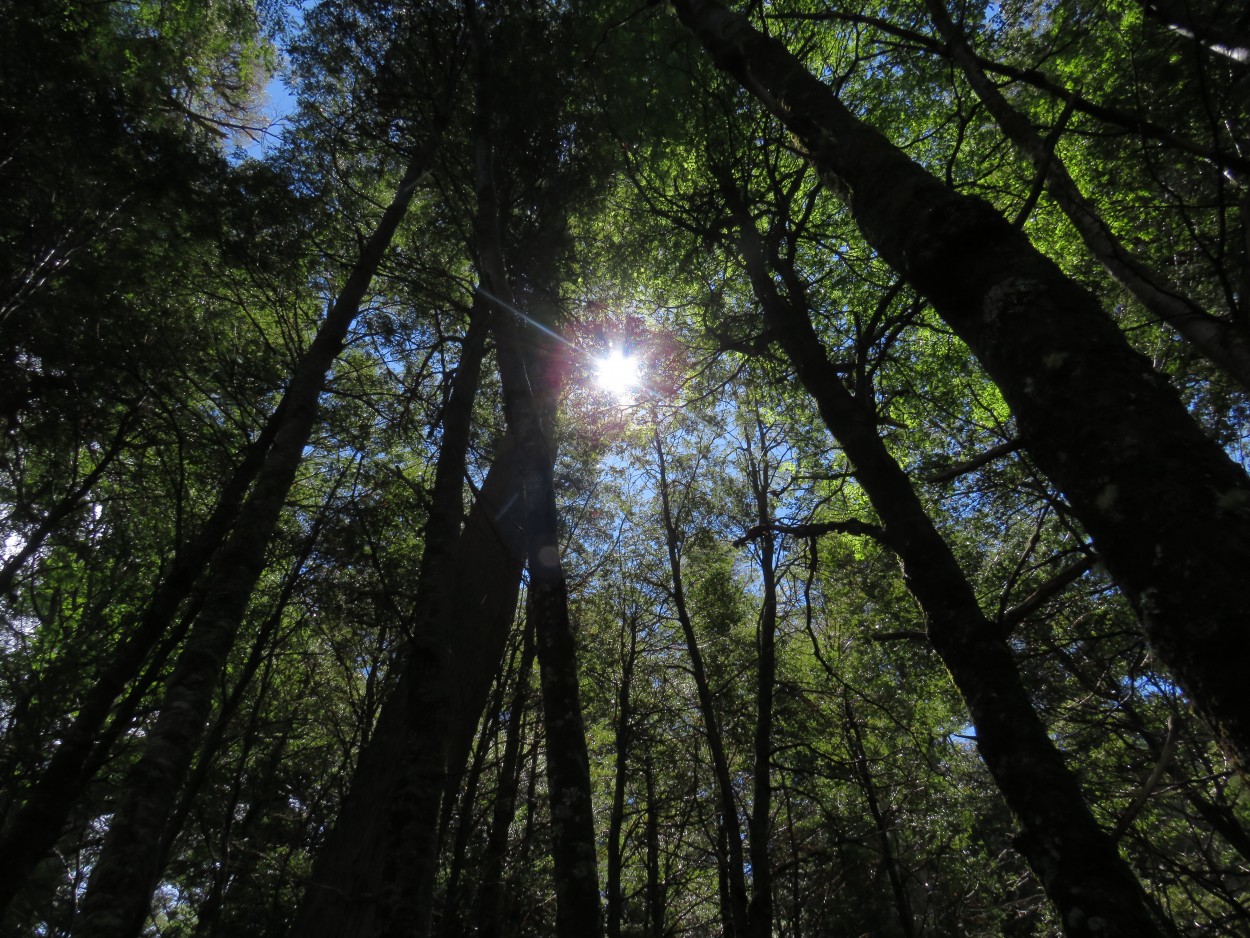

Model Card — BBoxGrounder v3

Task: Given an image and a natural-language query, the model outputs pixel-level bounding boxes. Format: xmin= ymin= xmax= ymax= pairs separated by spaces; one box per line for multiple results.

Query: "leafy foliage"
xmin=2 ymin=1 xmax=1249 ymax=936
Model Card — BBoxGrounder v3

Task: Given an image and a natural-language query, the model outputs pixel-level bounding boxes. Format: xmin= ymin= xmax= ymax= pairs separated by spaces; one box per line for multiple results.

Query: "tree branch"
xmin=1112 ymin=714 xmax=1180 ymax=842
xmin=924 ymin=439 xmax=1022 ymax=483
xmin=1000 ymin=556 xmax=1095 ymax=632
xmin=734 ymin=519 xmax=891 ymax=548
xmin=767 ymin=9 xmax=1250 ymax=177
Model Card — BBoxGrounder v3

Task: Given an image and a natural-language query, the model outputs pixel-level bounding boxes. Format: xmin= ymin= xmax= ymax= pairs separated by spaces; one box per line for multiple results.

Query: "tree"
xmin=669 ymin=0 xmax=1250 ymax=777
xmin=6 ymin=1 xmax=1250 ymax=936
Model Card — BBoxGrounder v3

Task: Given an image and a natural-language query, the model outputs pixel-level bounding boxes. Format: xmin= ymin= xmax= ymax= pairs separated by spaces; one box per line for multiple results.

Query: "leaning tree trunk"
xmin=924 ymin=0 xmax=1250 ymax=391
xmin=0 ymin=404 xmax=282 ymax=916
xmin=673 ymin=0 xmax=1250 ymax=776
xmin=722 ymin=176 xmax=1167 ymax=938
xmin=71 ymin=147 xmax=440 ymax=938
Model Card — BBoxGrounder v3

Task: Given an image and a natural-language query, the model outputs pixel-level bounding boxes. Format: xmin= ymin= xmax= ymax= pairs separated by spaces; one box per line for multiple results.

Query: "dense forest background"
xmin=2 ymin=0 xmax=1250 ymax=936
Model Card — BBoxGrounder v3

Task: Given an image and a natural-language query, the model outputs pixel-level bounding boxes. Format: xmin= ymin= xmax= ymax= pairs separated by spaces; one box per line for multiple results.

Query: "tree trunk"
xmin=475 ymin=157 xmax=604 ymax=938
xmin=674 ymin=0 xmax=1250 ymax=776
xmin=377 ymin=304 xmax=493 ymax=938
xmin=475 ymin=621 xmax=535 ymax=938
xmin=292 ymin=436 xmax=527 ymax=938
xmin=842 ymin=690 xmax=916 ymax=938
xmin=606 ymin=610 xmax=639 ymax=938
xmin=439 ymin=635 xmax=517 ymax=938
xmin=742 ymin=421 xmax=776 ymax=938
xmin=643 ymin=751 xmax=665 ymax=938
xmin=924 ymin=0 xmax=1250 ymax=391
xmin=721 ymin=175 xmax=1167 ymax=938
xmin=71 ymin=147 xmax=442 ymax=938
xmin=654 ymin=427 xmax=751 ymax=938
xmin=0 ymin=405 xmax=283 ymax=915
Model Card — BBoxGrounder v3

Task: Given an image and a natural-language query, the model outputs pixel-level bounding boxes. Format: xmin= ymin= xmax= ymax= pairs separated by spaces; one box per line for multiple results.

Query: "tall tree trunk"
xmin=643 ymin=751 xmax=665 ymax=938
xmin=842 ymin=690 xmax=915 ymax=938
xmin=721 ymin=175 xmax=1167 ymax=938
xmin=606 ymin=607 xmax=640 ymax=938
xmin=742 ymin=420 xmax=776 ymax=938
xmin=439 ymin=634 xmax=518 ymax=938
xmin=779 ymin=781 xmax=803 ymax=938
xmin=377 ymin=303 xmax=494 ymax=938
xmin=189 ymin=656 xmax=293 ymax=938
xmin=72 ymin=146 xmax=440 ymax=938
xmin=653 ymin=427 xmax=751 ymax=938
xmin=475 ymin=126 xmax=603 ymax=936
xmin=924 ymin=0 xmax=1250 ymax=390
xmin=475 ymin=621 xmax=535 ymax=938
xmin=292 ymin=435 xmax=527 ymax=938
xmin=162 ymin=490 xmax=337 ymax=882
xmin=673 ymin=0 xmax=1250 ymax=776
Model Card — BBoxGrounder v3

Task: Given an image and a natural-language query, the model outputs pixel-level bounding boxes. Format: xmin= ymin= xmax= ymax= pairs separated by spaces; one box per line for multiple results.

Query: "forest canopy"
xmin=2 ymin=0 xmax=1249 ymax=936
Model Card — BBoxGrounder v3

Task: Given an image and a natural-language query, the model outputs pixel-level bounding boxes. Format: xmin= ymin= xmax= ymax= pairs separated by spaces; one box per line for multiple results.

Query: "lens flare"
xmin=594 ymin=347 xmax=640 ymax=399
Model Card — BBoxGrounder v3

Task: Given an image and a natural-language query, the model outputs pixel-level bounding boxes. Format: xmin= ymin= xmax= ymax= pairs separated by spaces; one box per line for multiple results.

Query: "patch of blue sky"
xmin=232 ymin=0 xmax=313 ymax=161
xmin=232 ymin=70 xmax=297 ymax=161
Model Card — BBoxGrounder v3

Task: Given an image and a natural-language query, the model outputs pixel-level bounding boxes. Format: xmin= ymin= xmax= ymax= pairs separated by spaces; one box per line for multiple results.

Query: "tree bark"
xmin=925 ymin=0 xmax=1250 ymax=391
xmin=720 ymin=172 xmax=1167 ymax=938
xmin=653 ymin=427 xmax=751 ymax=938
xmin=291 ymin=436 xmax=527 ymax=938
xmin=71 ymin=148 xmax=438 ymax=938
xmin=674 ymin=0 xmax=1250 ymax=776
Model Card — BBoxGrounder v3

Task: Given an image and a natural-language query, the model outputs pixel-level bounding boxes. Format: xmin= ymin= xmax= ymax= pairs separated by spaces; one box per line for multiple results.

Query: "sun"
xmin=594 ymin=346 xmax=641 ymax=400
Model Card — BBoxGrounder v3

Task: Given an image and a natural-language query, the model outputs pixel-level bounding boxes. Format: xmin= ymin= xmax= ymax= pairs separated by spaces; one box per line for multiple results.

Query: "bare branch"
xmin=924 ymin=439 xmax=1022 ymax=484
xmin=734 ymin=519 xmax=891 ymax=548
xmin=1112 ymin=714 xmax=1180 ymax=842
xmin=1000 ymin=557 xmax=1095 ymax=632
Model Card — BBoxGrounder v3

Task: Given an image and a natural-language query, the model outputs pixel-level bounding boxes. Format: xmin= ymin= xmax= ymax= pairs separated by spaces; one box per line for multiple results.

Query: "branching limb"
xmin=924 ymin=439 xmax=1022 ymax=483
xmin=1000 ymin=556 xmax=1095 ymax=633
xmin=734 ymin=519 xmax=891 ymax=548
